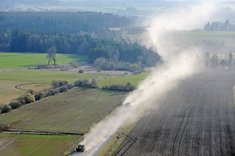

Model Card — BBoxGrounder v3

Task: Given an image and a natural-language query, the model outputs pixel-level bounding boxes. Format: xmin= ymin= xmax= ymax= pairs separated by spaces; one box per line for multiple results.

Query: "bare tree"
xmin=210 ymin=54 xmax=219 ymax=68
xmin=47 ymin=47 xmax=57 ymax=65
xmin=228 ymin=51 xmax=233 ymax=68
xmin=205 ymin=52 xmax=210 ymax=67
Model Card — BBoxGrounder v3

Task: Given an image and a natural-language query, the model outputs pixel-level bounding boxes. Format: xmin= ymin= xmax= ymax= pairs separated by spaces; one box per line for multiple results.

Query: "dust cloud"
xmin=75 ymin=3 xmax=216 ymax=156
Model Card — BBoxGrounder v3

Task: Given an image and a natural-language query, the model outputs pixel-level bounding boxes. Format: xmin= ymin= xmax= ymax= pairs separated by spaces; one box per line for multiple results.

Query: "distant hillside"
xmin=0 ymin=0 xmax=57 ymax=5
xmin=0 ymin=0 xmax=174 ymax=15
xmin=0 ymin=12 xmax=135 ymax=37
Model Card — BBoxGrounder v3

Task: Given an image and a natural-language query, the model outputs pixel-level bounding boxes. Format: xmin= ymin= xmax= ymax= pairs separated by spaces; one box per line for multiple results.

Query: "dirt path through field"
xmin=115 ymin=70 xmax=235 ymax=156
xmin=0 ymin=138 xmax=16 ymax=151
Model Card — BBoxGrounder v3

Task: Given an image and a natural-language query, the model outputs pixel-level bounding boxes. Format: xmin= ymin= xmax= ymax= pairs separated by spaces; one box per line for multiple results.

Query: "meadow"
xmin=0 ymin=89 xmax=126 ymax=133
xmin=0 ymin=52 xmax=149 ymax=156
xmin=0 ymin=133 xmax=81 ymax=156
xmin=0 ymin=70 xmax=101 ymax=104
xmin=0 ymin=69 xmax=148 ymax=104
xmin=0 ymin=53 xmax=86 ymax=68
xmin=126 ymin=31 xmax=235 ymax=49
xmin=97 ymin=72 xmax=149 ymax=87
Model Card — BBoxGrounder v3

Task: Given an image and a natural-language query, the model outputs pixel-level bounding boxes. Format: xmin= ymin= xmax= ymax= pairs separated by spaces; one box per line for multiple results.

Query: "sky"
xmin=0 ymin=0 xmax=235 ymax=20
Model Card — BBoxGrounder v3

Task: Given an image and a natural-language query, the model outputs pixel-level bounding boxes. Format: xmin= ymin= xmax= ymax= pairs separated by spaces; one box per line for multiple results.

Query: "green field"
xmin=0 ymin=70 xmax=99 ymax=83
xmin=97 ymin=72 xmax=149 ymax=87
xmin=0 ymin=69 xmax=148 ymax=104
xmin=0 ymin=133 xmax=81 ymax=156
xmin=0 ymin=70 xmax=102 ymax=104
xmin=127 ymin=31 xmax=235 ymax=49
xmin=183 ymin=31 xmax=235 ymax=45
xmin=185 ymin=31 xmax=235 ymax=38
xmin=0 ymin=53 xmax=86 ymax=68
xmin=0 ymin=88 xmax=126 ymax=133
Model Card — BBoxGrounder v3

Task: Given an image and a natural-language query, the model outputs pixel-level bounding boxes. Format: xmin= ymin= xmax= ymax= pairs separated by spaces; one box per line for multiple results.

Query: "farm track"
xmin=15 ymin=83 xmax=46 ymax=91
xmin=115 ymin=70 xmax=235 ymax=156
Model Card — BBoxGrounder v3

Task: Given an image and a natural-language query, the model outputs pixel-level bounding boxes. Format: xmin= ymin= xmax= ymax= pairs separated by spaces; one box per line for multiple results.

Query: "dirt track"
xmin=115 ymin=70 xmax=235 ymax=156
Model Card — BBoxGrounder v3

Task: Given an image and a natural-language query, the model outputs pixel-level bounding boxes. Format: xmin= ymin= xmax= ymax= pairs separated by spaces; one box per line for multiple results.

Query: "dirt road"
xmin=115 ymin=70 xmax=235 ymax=156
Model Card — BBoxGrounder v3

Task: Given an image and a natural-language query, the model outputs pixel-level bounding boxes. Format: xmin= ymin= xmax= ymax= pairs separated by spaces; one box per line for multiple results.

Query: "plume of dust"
xmin=75 ymin=3 xmax=216 ymax=156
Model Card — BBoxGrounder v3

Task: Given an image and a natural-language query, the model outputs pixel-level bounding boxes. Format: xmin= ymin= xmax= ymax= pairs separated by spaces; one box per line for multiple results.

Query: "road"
xmin=115 ymin=70 xmax=235 ymax=156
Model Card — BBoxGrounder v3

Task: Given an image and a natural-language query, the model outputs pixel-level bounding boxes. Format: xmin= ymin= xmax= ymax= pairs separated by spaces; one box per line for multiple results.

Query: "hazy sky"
xmin=1 ymin=0 xmax=235 ymax=20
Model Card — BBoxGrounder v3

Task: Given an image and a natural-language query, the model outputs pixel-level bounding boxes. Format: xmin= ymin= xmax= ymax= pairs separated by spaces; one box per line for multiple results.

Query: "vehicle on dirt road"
xmin=76 ymin=144 xmax=85 ymax=152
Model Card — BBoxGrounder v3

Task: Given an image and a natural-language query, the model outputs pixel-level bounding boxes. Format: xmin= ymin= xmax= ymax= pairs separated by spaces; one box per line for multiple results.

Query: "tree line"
xmin=205 ymin=51 xmax=234 ymax=69
xmin=0 ymin=29 xmax=161 ymax=68
xmin=0 ymin=79 xmax=135 ymax=115
xmin=0 ymin=12 xmax=135 ymax=37
xmin=204 ymin=20 xmax=235 ymax=31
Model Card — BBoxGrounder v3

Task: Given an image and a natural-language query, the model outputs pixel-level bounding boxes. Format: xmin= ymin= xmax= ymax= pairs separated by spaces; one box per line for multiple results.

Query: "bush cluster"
xmin=34 ymin=92 xmax=45 ymax=101
xmin=0 ymin=123 xmax=10 ymax=131
xmin=0 ymin=105 xmax=12 ymax=114
xmin=9 ymin=101 xmax=21 ymax=109
xmin=0 ymin=81 xmax=75 ymax=115
xmin=17 ymin=93 xmax=35 ymax=105
xmin=51 ymin=80 xmax=69 ymax=88
xmin=102 ymin=82 xmax=136 ymax=92
xmin=94 ymin=57 xmax=144 ymax=72
xmin=74 ymin=79 xmax=97 ymax=88
xmin=44 ymin=83 xmax=74 ymax=97
xmin=78 ymin=69 xmax=84 ymax=73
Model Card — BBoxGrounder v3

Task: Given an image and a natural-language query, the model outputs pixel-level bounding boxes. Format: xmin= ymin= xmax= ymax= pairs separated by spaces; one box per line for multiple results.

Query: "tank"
xmin=76 ymin=144 xmax=85 ymax=152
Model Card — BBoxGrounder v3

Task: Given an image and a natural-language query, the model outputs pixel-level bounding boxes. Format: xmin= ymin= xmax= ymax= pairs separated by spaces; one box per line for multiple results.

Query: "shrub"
xmin=66 ymin=84 xmax=74 ymax=89
xmin=17 ymin=96 xmax=26 ymax=105
xmin=24 ymin=93 xmax=36 ymax=104
xmin=26 ymin=89 xmax=35 ymax=95
xmin=36 ymin=64 xmax=47 ymax=69
xmin=51 ymin=80 xmax=68 ymax=88
xmin=102 ymin=82 xmax=136 ymax=92
xmin=17 ymin=92 xmax=36 ymax=105
xmin=58 ymin=86 xmax=69 ymax=93
xmin=74 ymin=79 xmax=97 ymax=88
xmin=45 ymin=89 xmax=59 ymax=97
xmin=78 ymin=69 xmax=84 ymax=73
xmin=9 ymin=101 xmax=21 ymax=109
xmin=94 ymin=57 xmax=143 ymax=72
xmin=45 ymin=90 xmax=54 ymax=97
xmin=0 ymin=123 xmax=10 ymax=131
xmin=74 ymin=79 xmax=88 ymax=87
xmin=34 ymin=91 xmax=45 ymax=101
xmin=1 ymin=105 xmax=12 ymax=113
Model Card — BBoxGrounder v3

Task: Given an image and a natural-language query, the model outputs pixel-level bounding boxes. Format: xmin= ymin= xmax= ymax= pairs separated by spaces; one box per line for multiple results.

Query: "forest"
xmin=0 ymin=30 xmax=161 ymax=69
xmin=0 ymin=12 xmax=136 ymax=37
xmin=204 ymin=20 xmax=235 ymax=31
xmin=0 ymin=12 xmax=161 ymax=70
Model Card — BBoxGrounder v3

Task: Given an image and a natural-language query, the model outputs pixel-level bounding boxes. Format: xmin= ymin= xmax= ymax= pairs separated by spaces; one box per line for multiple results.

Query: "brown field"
xmin=114 ymin=70 xmax=235 ymax=156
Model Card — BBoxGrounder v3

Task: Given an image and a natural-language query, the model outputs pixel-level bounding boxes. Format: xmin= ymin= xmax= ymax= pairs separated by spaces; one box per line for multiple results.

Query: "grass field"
xmin=0 ymin=88 xmax=126 ymax=133
xmin=0 ymin=70 xmax=103 ymax=104
xmin=0 ymin=70 xmax=98 ymax=83
xmin=97 ymin=72 xmax=149 ymax=87
xmin=0 ymin=80 xmax=27 ymax=104
xmin=127 ymin=31 xmax=235 ymax=49
xmin=0 ymin=53 xmax=86 ymax=68
xmin=0 ymin=133 xmax=81 ymax=156
xmin=0 ymin=69 xmax=148 ymax=104
xmin=185 ymin=31 xmax=235 ymax=38
xmin=184 ymin=31 xmax=235 ymax=45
